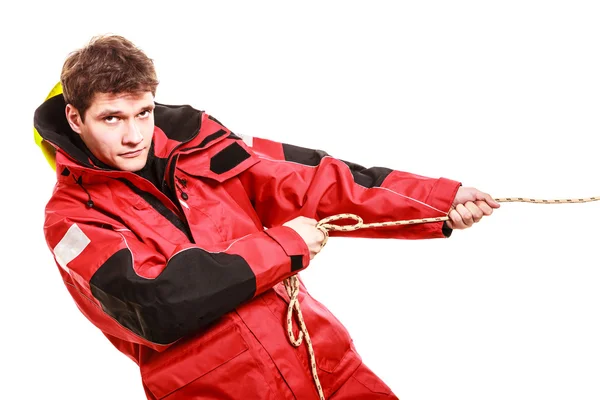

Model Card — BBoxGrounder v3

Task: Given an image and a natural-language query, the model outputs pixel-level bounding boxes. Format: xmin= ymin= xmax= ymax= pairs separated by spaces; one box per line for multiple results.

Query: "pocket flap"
xmin=177 ymin=138 xmax=260 ymax=183
xmin=142 ymin=324 xmax=249 ymax=399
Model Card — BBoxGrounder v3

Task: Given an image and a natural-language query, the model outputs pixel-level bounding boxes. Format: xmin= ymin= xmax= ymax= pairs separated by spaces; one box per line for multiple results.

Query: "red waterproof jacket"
xmin=35 ymin=94 xmax=461 ymax=399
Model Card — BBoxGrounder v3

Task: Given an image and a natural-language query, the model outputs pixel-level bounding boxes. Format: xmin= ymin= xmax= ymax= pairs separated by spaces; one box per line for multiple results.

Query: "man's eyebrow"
xmin=96 ymin=109 xmax=124 ymax=119
xmin=96 ymin=104 xmax=155 ymax=119
xmin=139 ymin=104 xmax=155 ymax=113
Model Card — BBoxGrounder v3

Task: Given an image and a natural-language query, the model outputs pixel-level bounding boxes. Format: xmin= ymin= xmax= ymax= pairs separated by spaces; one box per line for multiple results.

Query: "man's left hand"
xmin=446 ymin=186 xmax=500 ymax=230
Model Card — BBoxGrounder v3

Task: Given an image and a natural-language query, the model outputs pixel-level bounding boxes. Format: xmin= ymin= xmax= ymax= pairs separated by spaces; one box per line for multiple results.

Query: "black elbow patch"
xmin=282 ymin=143 xmax=393 ymax=188
xmin=282 ymin=143 xmax=330 ymax=166
xmin=340 ymin=161 xmax=393 ymax=188
xmin=90 ymin=248 xmax=256 ymax=345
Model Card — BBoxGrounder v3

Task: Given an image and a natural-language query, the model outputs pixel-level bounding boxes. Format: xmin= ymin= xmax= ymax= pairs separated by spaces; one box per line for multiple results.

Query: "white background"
xmin=2 ymin=1 xmax=599 ymax=399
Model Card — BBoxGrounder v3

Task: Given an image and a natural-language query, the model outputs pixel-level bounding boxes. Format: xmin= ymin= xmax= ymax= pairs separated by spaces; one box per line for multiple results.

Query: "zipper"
xmin=159 ymin=114 xmax=208 ymax=241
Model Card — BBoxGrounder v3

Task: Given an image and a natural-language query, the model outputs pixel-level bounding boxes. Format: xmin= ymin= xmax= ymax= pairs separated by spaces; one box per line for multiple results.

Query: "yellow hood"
xmin=34 ymin=82 xmax=63 ymax=171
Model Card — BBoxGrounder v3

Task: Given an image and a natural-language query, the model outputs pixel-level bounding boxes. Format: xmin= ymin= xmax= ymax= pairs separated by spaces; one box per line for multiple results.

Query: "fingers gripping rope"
xmin=282 ymin=195 xmax=600 ymax=400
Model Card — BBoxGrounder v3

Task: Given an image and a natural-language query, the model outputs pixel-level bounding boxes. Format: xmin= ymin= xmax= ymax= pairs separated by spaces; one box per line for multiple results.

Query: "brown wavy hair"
xmin=61 ymin=35 xmax=159 ymax=121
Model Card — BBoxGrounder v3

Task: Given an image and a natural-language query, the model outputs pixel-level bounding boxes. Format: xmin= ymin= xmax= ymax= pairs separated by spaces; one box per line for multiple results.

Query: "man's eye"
xmin=104 ymin=116 xmax=119 ymax=123
xmin=139 ymin=110 xmax=151 ymax=118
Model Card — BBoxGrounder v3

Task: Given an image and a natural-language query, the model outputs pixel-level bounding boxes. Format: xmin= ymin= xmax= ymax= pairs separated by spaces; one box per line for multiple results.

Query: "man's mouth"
xmin=120 ymin=148 xmax=144 ymax=158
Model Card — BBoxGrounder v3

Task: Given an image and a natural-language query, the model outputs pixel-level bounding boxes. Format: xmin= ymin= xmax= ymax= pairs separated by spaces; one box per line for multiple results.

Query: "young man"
xmin=35 ymin=35 xmax=499 ymax=399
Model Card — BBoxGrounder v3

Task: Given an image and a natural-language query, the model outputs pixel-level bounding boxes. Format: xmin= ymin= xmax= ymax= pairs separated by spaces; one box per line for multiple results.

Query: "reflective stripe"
xmin=53 ymin=223 xmax=90 ymax=271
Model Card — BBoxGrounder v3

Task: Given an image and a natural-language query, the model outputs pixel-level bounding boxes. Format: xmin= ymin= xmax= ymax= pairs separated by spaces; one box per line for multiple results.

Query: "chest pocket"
xmin=174 ymin=138 xmax=262 ymax=245
xmin=177 ymin=138 xmax=260 ymax=183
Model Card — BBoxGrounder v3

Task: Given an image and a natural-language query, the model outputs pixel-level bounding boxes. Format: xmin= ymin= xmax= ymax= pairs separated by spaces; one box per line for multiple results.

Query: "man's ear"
xmin=65 ymin=104 xmax=83 ymax=134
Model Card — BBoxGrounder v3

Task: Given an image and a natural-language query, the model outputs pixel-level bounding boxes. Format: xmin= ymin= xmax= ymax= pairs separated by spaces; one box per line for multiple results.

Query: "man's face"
xmin=66 ymin=91 xmax=155 ymax=171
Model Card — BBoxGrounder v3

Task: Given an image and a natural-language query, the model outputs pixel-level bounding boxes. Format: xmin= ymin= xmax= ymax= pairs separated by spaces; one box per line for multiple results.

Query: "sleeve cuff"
xmin=426 ymin=177 xmax=462 ymax=212
xmin=426 ymin=177 xmax=461 ymax=238
xmin=264 ymin=225 xmax=310 ymax=272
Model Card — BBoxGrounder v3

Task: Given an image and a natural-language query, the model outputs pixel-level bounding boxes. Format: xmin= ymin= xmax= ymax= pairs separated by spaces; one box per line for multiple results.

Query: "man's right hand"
xmin=283 ymin=216 xmax=326 ymax=260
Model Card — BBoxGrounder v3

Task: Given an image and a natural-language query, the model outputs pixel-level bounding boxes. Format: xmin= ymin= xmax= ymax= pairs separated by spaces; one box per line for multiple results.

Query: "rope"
xmin=282 ymin=195 xmax=599 ymax=400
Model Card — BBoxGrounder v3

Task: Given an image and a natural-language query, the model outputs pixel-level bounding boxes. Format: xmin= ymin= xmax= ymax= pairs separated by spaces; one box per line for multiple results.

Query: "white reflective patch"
xmin=180 ymin=200 xmax=190 ymax=209
xmin=53 ymin=223 xmax=91 ymax=271
xmin=238 ymin=133 xmax=253 ymax=147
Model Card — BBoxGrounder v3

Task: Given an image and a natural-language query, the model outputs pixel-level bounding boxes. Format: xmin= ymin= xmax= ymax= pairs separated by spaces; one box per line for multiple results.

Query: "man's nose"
xmin=123 ymin=120 xmax=144 ymax=145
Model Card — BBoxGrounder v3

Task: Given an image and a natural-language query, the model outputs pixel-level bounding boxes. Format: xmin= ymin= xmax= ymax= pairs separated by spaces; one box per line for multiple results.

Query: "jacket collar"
xmin=33 ymin=94 xmax=203 ymax=169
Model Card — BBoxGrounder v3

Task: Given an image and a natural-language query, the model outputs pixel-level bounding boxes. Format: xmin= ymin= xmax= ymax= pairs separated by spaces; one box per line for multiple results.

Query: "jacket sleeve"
xmin=44 ymin=210 xmax=309 ymax=347
xmin=234 ymin=132 xmax=461 ymax=240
